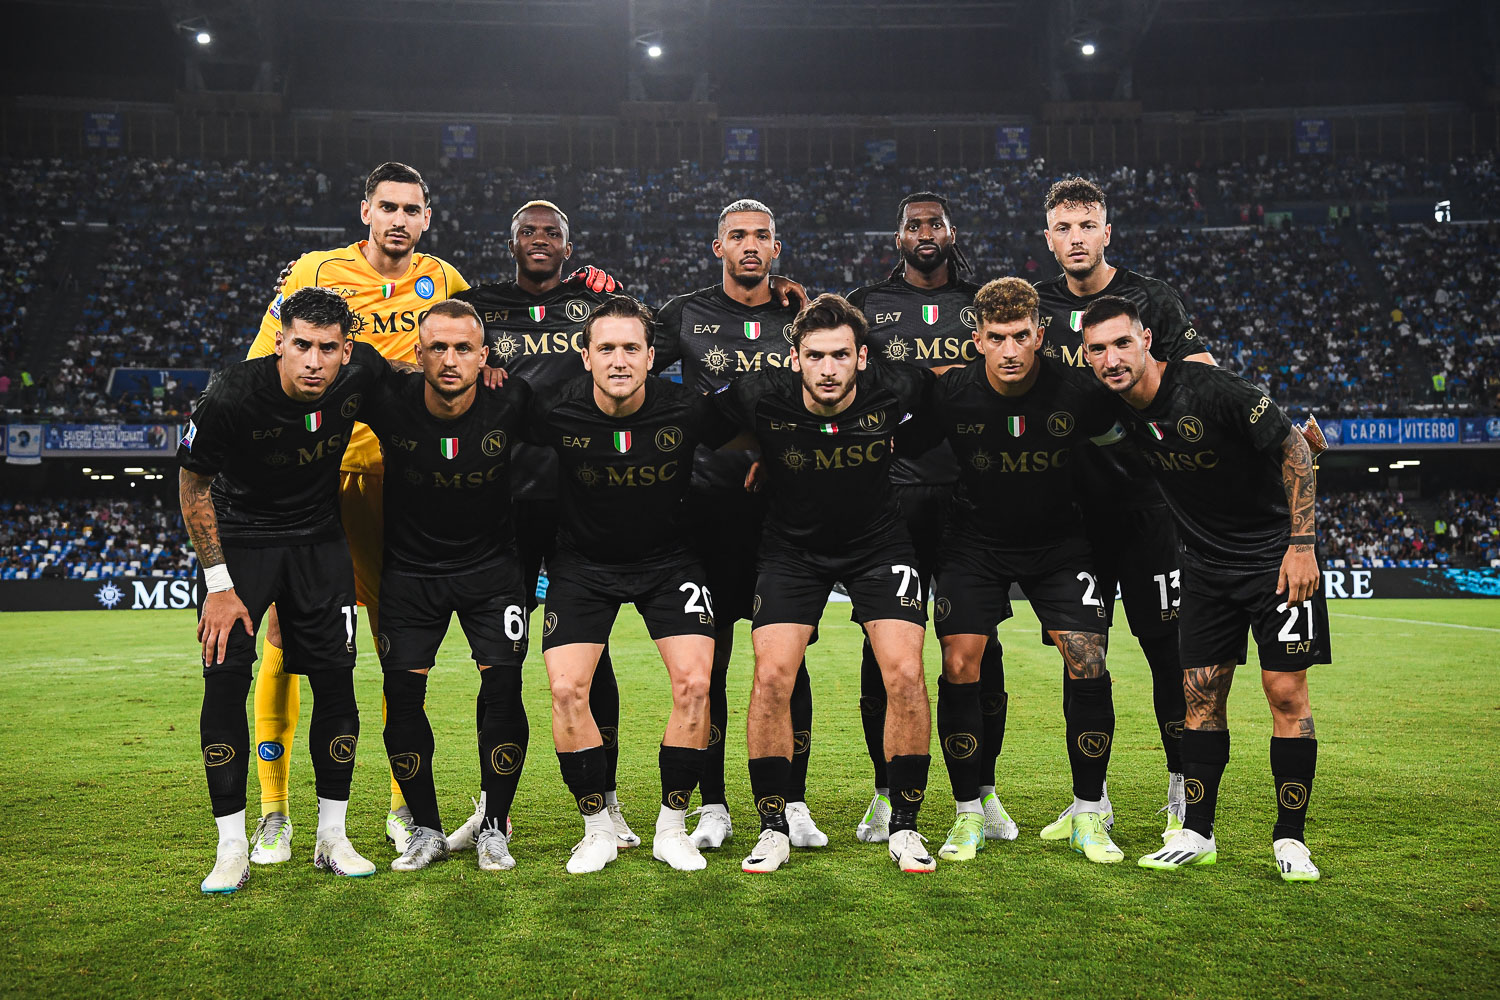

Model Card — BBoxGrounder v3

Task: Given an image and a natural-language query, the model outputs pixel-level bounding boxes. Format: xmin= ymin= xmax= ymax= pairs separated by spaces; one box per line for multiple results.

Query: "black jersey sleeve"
xmin=692 ymin=391 xmax=744 ymax=450
xmin=709 ymin=371 xmax=765 ymax=432
xmin=1206 ymin=368 xmax=1293 ymax=456
xmin=880 ymin=359 xmax=938 ymax=416
xmin=1143 ymin=279 xmax=1206 ymax=362
xmin=651 ymin=294 xmax=687 ymax=372
xmin=178 ymin=369 xmax=236 ymax=476
xmin=892 ymin=369 xmax=950 ymax=457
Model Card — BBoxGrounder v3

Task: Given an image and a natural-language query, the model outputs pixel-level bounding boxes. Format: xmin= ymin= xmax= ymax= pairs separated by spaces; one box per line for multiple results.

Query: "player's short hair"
xmin=419 ymin=298 xmax=483 ymax=334
xmin=511 ymin=200 xmax=570 ymax=241
xmin=790 ymin=293 xmax=868 ymax=351
xmin=717 ymin=199 xmax=776 ymax=237
xmin=581 ymin=294 xmax=654 ymax=348
xmin=1080 ymin=295 xmax=1142 ymax=333
xmin=280 ymin=286 xmax=356 ymax=339
xmin=1044 ymin=177 xmax=1108 ymax=216
xmin=364 ymin=162 xmax=430 ymax=206
xmin=896 ymin=191 xmax=952 ymax=226
xmin=973 ymin=277 xmax=1040 ymax=327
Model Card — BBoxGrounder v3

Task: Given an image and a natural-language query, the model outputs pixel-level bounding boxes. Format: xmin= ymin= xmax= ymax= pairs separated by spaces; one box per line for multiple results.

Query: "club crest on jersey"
xmin=304 ymin=412 xmax=322 ymax=433
xmin=612 ymin=431 xmax=632 ymax=452
xmin=1006 ymin=416 xmax=1025 ymax=437
xmin=1146 ymin=422 xmax=1166 ymax=441
xmin=528 ymin=306 xmax=546 ymax=323
xmin=440 ymin=437 xmax=459 ymax=460
xmin=380 ymin=282 xmax=396 ymax=299
xmin=1069 ymin=310 xmax=1084 ymax=332
xmin=922 ymin=305 xmax=940 ymax=326
xmin=744 ymin=321 xmax=762 ymax=340
xmin=414 ymin=275 xmax=435 ymax=300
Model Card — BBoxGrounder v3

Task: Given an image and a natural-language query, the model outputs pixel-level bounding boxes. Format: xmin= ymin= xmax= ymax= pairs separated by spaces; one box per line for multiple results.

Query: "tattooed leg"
xmin=1183 ymin=662 xmax=1235 ymax=731
xmin=1050 ymin=630 xmax=1108 ymax=680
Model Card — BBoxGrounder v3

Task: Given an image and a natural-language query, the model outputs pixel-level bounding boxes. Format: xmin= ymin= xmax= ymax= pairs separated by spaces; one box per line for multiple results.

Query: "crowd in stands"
xmin=0 ymin=496 xmax=193 ymax=580
xmin=1317 ymin=490 xmax=1500 ymax=567
xmin=0 ymin=218 xmax=58 ymax=407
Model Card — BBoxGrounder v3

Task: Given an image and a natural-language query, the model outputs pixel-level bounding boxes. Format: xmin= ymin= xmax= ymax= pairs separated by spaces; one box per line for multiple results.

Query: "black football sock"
xmin=887 ymin=754 xmax=931 ymax=834
xmin=937 ymin=677 xmax=984 ymax=803
xmin=590 ymin=646 xmax=621 ymax=789
xmin=1270 ymin=736 xmax=1317 ymax=843
xmin=200 ymin=671 xmax=253 ymax=817
xmin=660 ymin=744 xmax=706 ymax=811
xmin=978 ymin=633 xmax=1007 ymax=788
xmin=478 ymin=667 xmax=528 ymax=827
xmin=788 ymin=660 xmax=813 ymax=801
xmin=1180 ymin=728 xmax=1231 ymax=838
xmin=698 ymin=641 xmax=731 ymax=806
xmin=557 ymin=744 xmax=608 ymax=818
xmin=1064 ymin=673 xmax=1115 ymax=802
xmin=1141 ymin=634 xmax=1187 ymax=774
xmin=748 ymin=755 xmax=791 ymax=834
xmin=858 ymin=640 xmax=888 ymax=788
xmin=307 ymin=668 xmax=360 ymax=804
xmin=382 ymin=670 xmax=439 ymax=831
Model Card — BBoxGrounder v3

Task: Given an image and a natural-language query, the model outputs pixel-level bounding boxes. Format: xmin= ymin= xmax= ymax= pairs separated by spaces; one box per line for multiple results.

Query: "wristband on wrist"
xmin=1288 ymin=534 xmax=1315 ymax=546
xmin=204 ymin=563 xmax=234 ymax=593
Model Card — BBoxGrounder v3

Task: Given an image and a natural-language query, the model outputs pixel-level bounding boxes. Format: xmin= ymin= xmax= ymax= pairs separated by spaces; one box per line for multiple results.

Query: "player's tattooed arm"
xmin=1183 ymin=663 xmax=1234 ymax=730
xmin=387 ymin=359 xmax=420 ymax=375
xmin=1055 ymin=631 xmax=1108 ymax=680
xmin=179 ymin=468 xmax=225 ymax=568
xmin=1277 ymin=427 xmax=1320 ymax=604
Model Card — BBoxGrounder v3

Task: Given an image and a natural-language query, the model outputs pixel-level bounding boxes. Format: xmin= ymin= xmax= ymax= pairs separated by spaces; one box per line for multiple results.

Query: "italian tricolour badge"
xmin=440 ymin=438 xmax=459 ymax=460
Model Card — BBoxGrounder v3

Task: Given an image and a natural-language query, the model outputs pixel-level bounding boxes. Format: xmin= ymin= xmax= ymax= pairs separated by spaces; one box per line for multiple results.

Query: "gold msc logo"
xmin=702 ymin=346 xmax=732 ymax=375
xmin=376 ymin=633 xmax=391 ymax=659
xmin=756 ymin=795 xmax=786 ymax=816
xmin=934 ymin=597 xmax=951 ymax=622
xmin=666 ymin=789 xmax=692 ymax=810
xmin=943 ymin=733 xmax=978 ymax=759
xmin=1279 ymin=782 xmax=1309 ymax=810
xmin=858 ymin=410 xmax=886 ymax=432
xmin=490 ymin=743 xmax=523 ymax=775
xmin=341 ymin=394 xmax=362 ymax=418
xmin=1177 ymin=415 xmax=1204 ymax=442
xmin=576 ymin=464 xmax=602 ymax=488
xmin=203 ymin=743 xmax=235 ymax=766
xmin=599 ymin=726 xmax=618 ymax=749
xmin=492 ymin=332 xmax=521 ymax=364
xmin=793 ymin=730 xmax=811 ymax=755
xmin=970 ymin=448 xmax=993 ymax=473
xmin=565 ymin=299 xmax=592 ymax=322
xmin=265 ymin=451 xmax=289 ymax=467
xmin=900 ymin=788 xmax=925 ymax=803
xmin=655 ymin=426 xmax=683 ymax=452
xmin=404 ymin=469 xmax=423 ymax=485
xmin=1047 ymin=411 xmax=1075 ymax=437
xmin=543 ymin=612 xmax=559 ymax=637
xmin=960 ymin=306 xmax=978 ymax=329
xmin=389 ymin=752 xmax=421 ymax=781
xmin=1184 ymin=778 xmax=1205 ymax=804
xmin=1076 ymin=732 xmax=1111 ymax=758
xmin=884 ymin=337 xmax=912 ymax=362
xmin=483 ymin=430 xmax=508 ymax=456
xmin=329 ymin=735 xmax=357 ymax=763
xmin=780 ymin=446 xmax=808 ymax=473
xmin=577 ymin=792 xmax=606 ymax=815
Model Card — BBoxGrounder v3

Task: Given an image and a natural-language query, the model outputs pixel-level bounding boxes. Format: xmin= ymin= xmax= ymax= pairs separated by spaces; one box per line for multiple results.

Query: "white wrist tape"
xmin=204 ymin=564 xmax=235 ymax=593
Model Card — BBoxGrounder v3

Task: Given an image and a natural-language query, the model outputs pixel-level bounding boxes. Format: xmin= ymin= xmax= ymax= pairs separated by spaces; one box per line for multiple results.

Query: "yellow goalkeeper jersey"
xmin=246 ymin=242 xmax=469 ymax=474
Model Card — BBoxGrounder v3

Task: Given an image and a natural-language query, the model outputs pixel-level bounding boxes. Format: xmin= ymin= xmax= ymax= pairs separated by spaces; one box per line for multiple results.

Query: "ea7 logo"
xmin=873 ymin=312 xmax=902 ymax=324
xmin=252 ymin=428 xmax=283 ymax=439
xmin=562 ymin=435 xmax=591 ymax=448
xmin=693 ymin=324 xmax=721 ymax=334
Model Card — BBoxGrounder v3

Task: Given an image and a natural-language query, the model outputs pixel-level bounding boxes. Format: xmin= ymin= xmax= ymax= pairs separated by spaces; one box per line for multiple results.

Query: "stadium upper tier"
xmin=0 ymin=155 xmax=1495 ymax=420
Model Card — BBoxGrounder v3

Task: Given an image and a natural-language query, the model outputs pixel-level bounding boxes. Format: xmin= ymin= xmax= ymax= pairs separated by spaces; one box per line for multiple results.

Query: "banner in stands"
xmin=40 ymin=424 xmax=179 ymax=455
xmin=5 ymin=424 xmax=42 ymax=465
xmin=441 ymin=124 xmax=477 ymax=160
xmin=1295 ymin=118 xmax=1331 ymax=154
xmin=865 ymin=139 xmax=898 ymax=165
xmin=107 ymin=367 xmax=212 ymax=399
xmin=994 ymin=126 xmax=1030 ymax=160
xmin=1318 ymin=417 xmax=1497 ymax=447
xmin=85 ymin=112 xmax=122 ymax=150
xmin=724 ymin=127 xmax=760 ymax=163
xmin=10 ymin=570 xmax=1496 ymax=613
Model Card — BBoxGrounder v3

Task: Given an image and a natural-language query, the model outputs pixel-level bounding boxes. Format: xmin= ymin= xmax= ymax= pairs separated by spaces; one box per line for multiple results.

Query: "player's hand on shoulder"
xmin=274 ymin=258 xmax=297 ymax=294
xmin=769 ymin=275 xmax=809 ymax=309
xmin=481 ymin=366 xmax=509 ymax=390
xmin=743 ymin=458 xmax=764 ymax=493
xmin=565 ymin=265 xmax=622 ymax=294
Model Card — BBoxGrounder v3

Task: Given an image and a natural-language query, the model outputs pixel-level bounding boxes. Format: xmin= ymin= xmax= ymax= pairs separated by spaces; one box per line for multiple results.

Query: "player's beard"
xmin=802 ymin=371 xmax=856 ymax=410
xmin=431 ymin=375 xmax=477 ymax=400
xmin=517 ymin=255 xmax=564 ymax=285
xmin=902 ymin=242 xmax=952 ymax=276
xmin=728 ymin=266 xmax=769 ymax=291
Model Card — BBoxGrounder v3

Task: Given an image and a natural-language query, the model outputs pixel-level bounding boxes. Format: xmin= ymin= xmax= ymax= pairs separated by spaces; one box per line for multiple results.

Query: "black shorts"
xmin=1177 ymin=549 xmax=1333 ymax=672
xmin=934 ymin=535 xmax=1109 ymax=638
xmin=515 ymin=498 xmax=559 ymax=612
xmin=753 ymin=532 xmax=927 ymax=629
xmin=199 ymin=538 xmax=357 ymax=677
xmin=1085 ymin=506 xmax=1181 ymax=640
xmin=542 ymin=552 xmax=717 ymax=649
xmin=684 ymin=487 xmax=766 ymax=625
xmin=376 ymin=561 xmax=530 ymax=671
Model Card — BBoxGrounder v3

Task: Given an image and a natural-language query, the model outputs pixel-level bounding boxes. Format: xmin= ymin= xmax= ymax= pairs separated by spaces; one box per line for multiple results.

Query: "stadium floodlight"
xmin=195 ymin=30 xmax=211 ymax=45
xmin=124 ymin=467 xmax=144 ymax=474
xmin=1080 ymin=42 xmax=1096 ymax=56
xmin=647 ymin=44 xmax=663 ymax=58
xmin=1367 ymin=467 xmax=1380 ymax=473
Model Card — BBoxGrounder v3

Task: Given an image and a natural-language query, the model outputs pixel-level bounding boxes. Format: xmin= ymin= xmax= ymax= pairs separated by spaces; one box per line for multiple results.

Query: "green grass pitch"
xmin=3 ymin=600 xmax=1497 ymax=999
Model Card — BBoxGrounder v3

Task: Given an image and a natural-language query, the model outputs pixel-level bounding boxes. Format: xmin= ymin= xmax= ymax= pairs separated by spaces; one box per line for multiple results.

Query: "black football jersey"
xmin=1035 ymin=268 xmax=1207 ymax=512
xmin=909 ymin=357 xmax=1121 ymax=546
xmin=526 ymin=374 xmax=739 ymax=568
xmin=178 ymin=341 xmax=387 ymax=546
xmin=454 ymin=280 xmax=616 ymax=501
xmin=711 ymin=361 xmax=934 ymax=555
xmin=652 ymin=284 xmax=800 ymax=493
xmin=362 ymin=372 xmax=531 ymax=577
xmin=847 ymin=274 xmax=981 ymax=486
xmin=1122 ymin=361 xmax=1295 ymax=569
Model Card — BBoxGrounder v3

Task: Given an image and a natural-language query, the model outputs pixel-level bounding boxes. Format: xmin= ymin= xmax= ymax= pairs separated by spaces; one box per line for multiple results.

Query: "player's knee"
xmin=751 ymin=667 xmax=796 ymax=705
xmin=673 ymin=668 xmax=712 ymax=708
xmin=883 ymin=658 xmax=927 ymax=701
xmin=940 ymin=650 xmax=981 ymax=684
xmin=551 ymin=675 xmax=593 ymax=716
xmin=1262 ymin=673 xmax=1310 ymax=719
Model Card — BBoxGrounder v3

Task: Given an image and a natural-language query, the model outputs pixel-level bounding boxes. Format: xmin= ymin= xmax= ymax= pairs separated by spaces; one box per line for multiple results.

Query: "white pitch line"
xmin=1331 ymin=612 xmax=1500 ymax=633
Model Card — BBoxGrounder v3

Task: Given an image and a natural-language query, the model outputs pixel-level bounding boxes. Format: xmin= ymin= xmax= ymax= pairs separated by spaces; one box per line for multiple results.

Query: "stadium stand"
xmin=0 ymin=497 xmax=194 ymax=580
